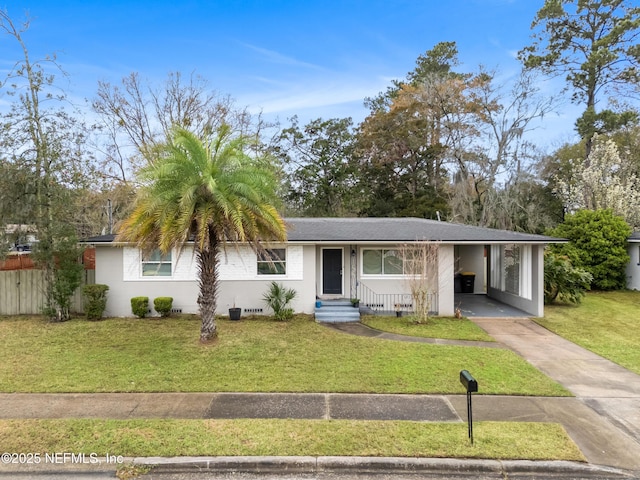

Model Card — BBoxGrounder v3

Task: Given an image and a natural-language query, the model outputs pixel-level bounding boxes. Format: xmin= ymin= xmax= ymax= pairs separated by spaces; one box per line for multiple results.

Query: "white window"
xmin=142 ymin=250 xmax=172 ymax=277
xmin=362 ymin=249 xmax=404 ymax=275
xmin=257 ymin=248 xmax=286 ymax=275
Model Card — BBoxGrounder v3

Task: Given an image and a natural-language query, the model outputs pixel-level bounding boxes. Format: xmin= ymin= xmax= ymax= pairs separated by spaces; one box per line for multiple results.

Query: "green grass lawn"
xmin=361 ymin=315 xmax=495 ymax=342
xmin=0 ymin=314 xmax=568 ymax=396
xmin=0 ymin=418 xmax=584 ymax=461
xmin=538 ymin=290 xmax=640 ymax=375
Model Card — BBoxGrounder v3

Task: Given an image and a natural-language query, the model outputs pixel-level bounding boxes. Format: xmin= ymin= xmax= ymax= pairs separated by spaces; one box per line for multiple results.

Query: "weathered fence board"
xmin=0 ymin=269 xmax=95 ymax=316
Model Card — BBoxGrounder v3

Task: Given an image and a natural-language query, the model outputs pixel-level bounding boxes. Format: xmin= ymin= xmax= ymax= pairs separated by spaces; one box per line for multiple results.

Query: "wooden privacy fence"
xmin=0 ymin=269 xmax=95 ymax=315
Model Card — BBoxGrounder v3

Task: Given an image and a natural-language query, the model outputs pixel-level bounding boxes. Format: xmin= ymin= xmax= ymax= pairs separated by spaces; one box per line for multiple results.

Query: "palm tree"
xmin=117 ymin=126 xmax=286 ymax=341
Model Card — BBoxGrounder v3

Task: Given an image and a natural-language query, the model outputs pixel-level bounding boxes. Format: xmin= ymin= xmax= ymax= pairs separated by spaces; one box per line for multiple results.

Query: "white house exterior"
xmin=87 ymin=217 xmax=562 ymax=319
xmin=626 ymin=232 xmax=640 ymax=290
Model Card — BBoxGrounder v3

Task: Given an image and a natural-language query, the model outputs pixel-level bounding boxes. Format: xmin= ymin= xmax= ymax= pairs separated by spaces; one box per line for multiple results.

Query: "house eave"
xmin=294 ymin=239 xmax=562 ymax=245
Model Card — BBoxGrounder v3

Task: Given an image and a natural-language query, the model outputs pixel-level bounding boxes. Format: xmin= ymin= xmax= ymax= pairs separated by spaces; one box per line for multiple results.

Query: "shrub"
xmin=131 ymin=296 xmax=149 ymax=318
xmin=154 ymin=297 xmax=173 ymax=317
xmin=83 ymin=284 xmax=109 ymax=321
xmin=544 ymin=251 xmax=592 ymax=304
xmin=547 ymin=209 xmax=631 ymax=290
xmin=262 ymin=281 xmax=297 ymax=321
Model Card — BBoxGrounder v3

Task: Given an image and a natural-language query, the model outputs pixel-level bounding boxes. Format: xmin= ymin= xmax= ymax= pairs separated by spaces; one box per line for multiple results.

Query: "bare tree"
xmin=92 ymin=71 xmax=275 ymax=181
xmin=400 ymin=242 xmax=439 ymax=323
xmin=448 ymin=69 xmax=558 ymax=227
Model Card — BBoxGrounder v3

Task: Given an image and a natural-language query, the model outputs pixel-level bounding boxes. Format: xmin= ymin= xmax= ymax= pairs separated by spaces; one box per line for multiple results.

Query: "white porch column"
xmin=438 ymin=245 xmax=455 ymax=316
xmin=531 ymin=244 xmax=544 ymax=317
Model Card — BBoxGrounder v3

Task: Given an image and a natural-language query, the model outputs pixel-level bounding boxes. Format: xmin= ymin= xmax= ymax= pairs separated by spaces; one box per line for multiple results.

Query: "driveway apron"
xmin=472 ymin=317 xmax=640 ymax=470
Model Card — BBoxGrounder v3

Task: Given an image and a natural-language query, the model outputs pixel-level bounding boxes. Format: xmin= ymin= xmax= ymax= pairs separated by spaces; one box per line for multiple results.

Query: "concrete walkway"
xmin=327 ymin=321 xmax=505 ymax=348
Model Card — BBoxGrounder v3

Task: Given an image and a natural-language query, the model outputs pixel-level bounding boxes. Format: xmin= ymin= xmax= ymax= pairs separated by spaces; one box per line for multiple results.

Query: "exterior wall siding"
xmin=487 ymin=244 xmax=543 ymax=317
xmin=96 ymin=244 xmax=313 ymax=317
xmin=94 ymin=240 xmax=546 ymax=319
xmin=456 ymin=245 xmax=485 ymax=293
xmin=437 ymin=245 xmax=455 ymax=316
xmin=626 ymin=243 xmax=640 ymax=291
xmin=354 ymin=244 xmax=452 ymax=316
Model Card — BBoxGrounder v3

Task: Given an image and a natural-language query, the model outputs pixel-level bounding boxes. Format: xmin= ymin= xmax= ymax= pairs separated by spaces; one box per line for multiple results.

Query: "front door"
xmin=322 ymin=248 xmax=343 ymax=295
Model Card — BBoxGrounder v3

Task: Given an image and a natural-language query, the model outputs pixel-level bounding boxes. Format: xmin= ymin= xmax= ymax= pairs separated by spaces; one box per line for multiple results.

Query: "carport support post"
xmin=459 ymin=370 xmax=478 ymax=445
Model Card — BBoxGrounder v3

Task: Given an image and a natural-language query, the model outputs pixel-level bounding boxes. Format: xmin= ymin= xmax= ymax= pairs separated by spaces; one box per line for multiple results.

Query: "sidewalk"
xmin=0 ymin=392 xmax=637 ymax=478
xmin=2 ymin=317 xmax=640 ymax=477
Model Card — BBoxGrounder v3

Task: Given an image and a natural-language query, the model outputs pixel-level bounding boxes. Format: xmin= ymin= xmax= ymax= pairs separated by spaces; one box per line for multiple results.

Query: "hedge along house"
xmin=86 ymin=217 xmax=563 ymax=320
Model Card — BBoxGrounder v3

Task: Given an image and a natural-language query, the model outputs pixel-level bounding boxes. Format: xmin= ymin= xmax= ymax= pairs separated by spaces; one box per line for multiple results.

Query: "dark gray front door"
xmin=322 ymin=249 xmax=342 ymax=295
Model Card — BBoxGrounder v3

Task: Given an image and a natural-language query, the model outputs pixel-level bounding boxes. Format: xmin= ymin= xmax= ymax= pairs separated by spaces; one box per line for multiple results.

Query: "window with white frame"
xmin=142 ymin=250 xmax=172 ymax=276
xmin=257 ymin=248 xmax=286 ymax=275
xmin=362 ymin=249 xmax=404 ymax=275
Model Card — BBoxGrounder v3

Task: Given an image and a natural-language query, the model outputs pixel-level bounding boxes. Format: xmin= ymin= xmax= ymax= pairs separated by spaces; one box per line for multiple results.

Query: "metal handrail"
xmin=357 ymin=282 xmax=439 ymax=315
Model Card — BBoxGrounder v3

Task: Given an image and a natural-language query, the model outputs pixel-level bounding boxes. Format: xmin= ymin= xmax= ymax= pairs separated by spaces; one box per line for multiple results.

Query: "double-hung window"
xmin=257 ymin=248 xmax=286 ymax=275
xmin=142 ymin=250 xmax=172 ymax=277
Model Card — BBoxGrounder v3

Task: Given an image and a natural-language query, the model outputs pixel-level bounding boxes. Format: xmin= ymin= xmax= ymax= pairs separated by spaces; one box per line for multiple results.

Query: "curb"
xmin=129 ymin=456 xmax=638 ymax=478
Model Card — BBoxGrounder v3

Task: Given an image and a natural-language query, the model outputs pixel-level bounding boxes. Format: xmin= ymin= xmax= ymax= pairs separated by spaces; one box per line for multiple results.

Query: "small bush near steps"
xmin=262 ymin=281 xmax=297 ymax=321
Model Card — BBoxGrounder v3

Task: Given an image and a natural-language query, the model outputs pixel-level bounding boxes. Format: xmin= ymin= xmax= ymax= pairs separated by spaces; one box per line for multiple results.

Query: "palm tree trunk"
xmin=197 ymin=234 xmax=220 ymax=342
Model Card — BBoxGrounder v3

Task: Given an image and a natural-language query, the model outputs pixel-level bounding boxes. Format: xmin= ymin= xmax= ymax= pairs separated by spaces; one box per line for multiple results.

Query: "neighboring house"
xmin=3 ymin=224 xmax=37 ymax=252
xmin=87 ymin=217 xmax=563 ymax=319
xmin=626 ymin=232 xmax=640 ymax=290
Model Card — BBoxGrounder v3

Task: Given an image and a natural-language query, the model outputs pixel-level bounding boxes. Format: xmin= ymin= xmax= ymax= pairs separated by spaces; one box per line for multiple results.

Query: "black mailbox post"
xmin=460 ymin=370 xmax=478 ymax=444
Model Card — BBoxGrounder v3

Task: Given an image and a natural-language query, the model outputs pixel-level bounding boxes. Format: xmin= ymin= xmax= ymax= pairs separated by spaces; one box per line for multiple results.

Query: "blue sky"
xmin=2 ymin=1 xmax=583 ymax=146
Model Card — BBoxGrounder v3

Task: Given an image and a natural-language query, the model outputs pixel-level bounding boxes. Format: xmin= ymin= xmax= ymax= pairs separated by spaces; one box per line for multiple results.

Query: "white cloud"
xmin=239 ymin=74 xmax=388 ymax=119
xmin=239 ymin=42 xmax=325 ymax=71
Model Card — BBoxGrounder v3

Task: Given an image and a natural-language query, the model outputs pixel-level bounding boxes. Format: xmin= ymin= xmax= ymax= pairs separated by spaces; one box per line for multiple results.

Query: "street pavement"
xmin=1 ymin=317 xmax=640 ymax=478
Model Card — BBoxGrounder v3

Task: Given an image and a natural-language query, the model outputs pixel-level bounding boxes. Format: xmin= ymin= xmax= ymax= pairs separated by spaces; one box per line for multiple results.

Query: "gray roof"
xmin=284 ymin=217 xmax=562 ymax=244
xmin=629 ymin=232 xmax=640 ymax=242
xmin=85 ymin=217 xmax=564 ymax=245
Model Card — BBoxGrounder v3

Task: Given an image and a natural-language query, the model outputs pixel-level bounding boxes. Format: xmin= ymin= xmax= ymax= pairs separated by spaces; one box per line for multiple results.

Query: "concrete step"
xmin=315 ymin=309 xmax=360 ymax=317
xmin=316 ymin=305 xmax=360 ymax=313
xmin=315 ymin=314 xmax=360 ymax=323
xmin=317 ymin=299 xmax=352 ymax=307
xmin=315 ymin=298 xmax=360 ymax=323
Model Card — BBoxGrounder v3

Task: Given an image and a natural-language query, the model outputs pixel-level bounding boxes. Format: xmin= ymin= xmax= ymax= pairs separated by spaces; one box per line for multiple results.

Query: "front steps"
xmin=314 ymin=298 xmax=360 ymax=323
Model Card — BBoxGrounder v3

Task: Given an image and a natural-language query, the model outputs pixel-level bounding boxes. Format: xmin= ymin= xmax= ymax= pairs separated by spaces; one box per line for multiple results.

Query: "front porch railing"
xmin=357 ymin=282 xmax=438 ymax=315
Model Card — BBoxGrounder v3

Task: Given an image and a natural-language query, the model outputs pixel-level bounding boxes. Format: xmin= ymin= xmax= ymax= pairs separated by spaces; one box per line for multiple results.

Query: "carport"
xmin=455 ymin=293 xmax=531 ymax=318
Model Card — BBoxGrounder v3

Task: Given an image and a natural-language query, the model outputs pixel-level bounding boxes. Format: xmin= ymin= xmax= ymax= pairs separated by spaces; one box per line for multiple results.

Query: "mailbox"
xmin=460 ymin=370 xmax=478 ymax=393
xmin=459 ymin=369 xmax=478 ymax=444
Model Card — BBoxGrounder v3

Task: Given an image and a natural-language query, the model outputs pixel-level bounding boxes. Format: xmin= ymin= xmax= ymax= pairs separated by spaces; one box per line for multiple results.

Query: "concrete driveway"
xmin=471 ymin=316 xmax=640 ymax=470
xmin=455 ymin=294 xmax=531 ymax=318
